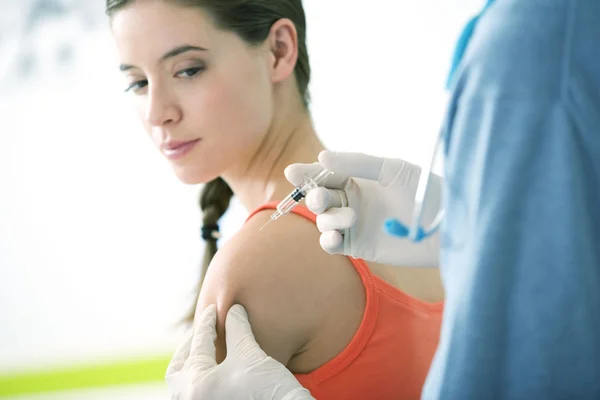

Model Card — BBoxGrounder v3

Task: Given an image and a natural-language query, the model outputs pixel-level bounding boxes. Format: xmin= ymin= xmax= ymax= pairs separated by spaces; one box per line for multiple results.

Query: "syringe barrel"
xmin=290 ymin=186 xmax=305 ymax=202
xmin=276 ymin=189 xmax=303 ymax=215
xmin=300 ymin=169 xmax=331 ymax=193
xmin=275 ymin=169 xmax=332 ymax=216
xmin=310 ymin=168 xmax=332 ymax=185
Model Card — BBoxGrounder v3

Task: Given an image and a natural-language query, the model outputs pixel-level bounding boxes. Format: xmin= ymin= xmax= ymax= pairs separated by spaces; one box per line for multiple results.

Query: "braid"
xmin=185 ymin=177 xmax=233 ymax=323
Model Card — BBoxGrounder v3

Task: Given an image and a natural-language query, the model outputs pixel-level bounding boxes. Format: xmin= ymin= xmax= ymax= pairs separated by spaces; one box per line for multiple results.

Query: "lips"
xmin=161 ymin=139 xmax=201 ymax=160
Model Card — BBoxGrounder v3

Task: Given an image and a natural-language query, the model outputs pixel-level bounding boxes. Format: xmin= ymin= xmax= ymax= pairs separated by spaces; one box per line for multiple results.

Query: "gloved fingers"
xmin=319 ymin=150 xmax=420 ymax=188
xmin=284 ymin=163 xmax=322 ymax=186
xmin=319 ymin=230 xmax=344 ymax=255
xmin=187 ymin=304 xmax=218 ymax=371
xmin=166 ymin=327 xmax=194 ymax=377
xmin=318 ymin=150 xmax=385 ymax=181
xmin=284 ymin=162 xmax=349 ymax=189
xmin=305 ymin=187 xmax=347 ymax=214
xmin=318 ymin=149 xmax=416 ymax=187
xmin=315 ymin=207 xmax=357 ymax=233
xmin=225 ymin=304 xmax=269 ymax=363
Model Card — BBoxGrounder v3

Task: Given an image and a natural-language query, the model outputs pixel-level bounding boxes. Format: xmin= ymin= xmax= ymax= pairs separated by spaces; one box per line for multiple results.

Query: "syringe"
xmin=260 ymin=168 xmax=333 ymax=231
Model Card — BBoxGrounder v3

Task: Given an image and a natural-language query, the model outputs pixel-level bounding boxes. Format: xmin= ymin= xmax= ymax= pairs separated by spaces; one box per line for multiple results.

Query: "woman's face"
xmin=111 ymin=1 xmax=274 ymax=184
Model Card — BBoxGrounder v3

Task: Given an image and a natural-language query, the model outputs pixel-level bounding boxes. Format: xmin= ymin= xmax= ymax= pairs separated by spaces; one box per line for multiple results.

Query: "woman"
xmin=107 ymin=0 xmax=445 ymax=397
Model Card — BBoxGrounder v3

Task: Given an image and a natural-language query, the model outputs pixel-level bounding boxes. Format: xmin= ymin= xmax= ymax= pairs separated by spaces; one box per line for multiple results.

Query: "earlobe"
xmin=269 ymin=19 xmax=298 ymax=84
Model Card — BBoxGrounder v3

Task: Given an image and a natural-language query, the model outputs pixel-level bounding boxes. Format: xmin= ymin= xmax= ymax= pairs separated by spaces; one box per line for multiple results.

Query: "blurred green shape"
xmin=0 ymin=354 xmax=172 ymax=396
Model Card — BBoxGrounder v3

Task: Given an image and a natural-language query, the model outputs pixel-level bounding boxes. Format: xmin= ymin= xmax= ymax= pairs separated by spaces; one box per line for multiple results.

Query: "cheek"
xmin=190 ymin=70 xmax=272 ymax=154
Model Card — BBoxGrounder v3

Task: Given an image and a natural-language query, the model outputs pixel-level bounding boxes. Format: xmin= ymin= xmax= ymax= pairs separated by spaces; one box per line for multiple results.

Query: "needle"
xmin=259 ymin=219 xmax=273 ymax=231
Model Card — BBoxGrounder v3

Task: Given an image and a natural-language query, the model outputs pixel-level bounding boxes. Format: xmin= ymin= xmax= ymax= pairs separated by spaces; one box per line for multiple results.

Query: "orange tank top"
xmin=246 ymin=202 xmax=444 ymax=400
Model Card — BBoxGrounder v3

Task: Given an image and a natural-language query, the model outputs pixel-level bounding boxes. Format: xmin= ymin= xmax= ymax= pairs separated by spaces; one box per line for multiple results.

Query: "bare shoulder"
xmin=197 ymin=208 xmax=364 ymax=367
xmin=206 ymin=209 xmax=330 ymax=309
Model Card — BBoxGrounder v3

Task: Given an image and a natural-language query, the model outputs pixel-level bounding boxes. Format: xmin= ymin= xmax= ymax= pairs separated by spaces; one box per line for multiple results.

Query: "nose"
xmin=145 ymin=84 xmax=182 ymax=127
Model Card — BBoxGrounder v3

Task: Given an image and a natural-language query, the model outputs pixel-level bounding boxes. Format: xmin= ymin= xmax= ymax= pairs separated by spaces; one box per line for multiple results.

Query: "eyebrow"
xmin=119 ymin=45 xmax=208 ymax=71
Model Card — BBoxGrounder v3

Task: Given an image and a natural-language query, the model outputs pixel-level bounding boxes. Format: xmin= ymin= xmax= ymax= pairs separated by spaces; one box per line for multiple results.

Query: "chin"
xmin=172 ymin=165 xmax=218 ymax=185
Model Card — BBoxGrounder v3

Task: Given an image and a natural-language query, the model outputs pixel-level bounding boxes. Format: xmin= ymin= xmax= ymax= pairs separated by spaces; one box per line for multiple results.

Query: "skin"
xmin=111 ymin=0 xmax=445 ymax=373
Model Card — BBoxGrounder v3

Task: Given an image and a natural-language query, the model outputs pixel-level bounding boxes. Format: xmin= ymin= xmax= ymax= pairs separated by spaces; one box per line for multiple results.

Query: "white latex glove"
xmin=166 ymin=304 xmax=314 ymax=400
xmin=284 ymin=150 xmax=442 ymax=268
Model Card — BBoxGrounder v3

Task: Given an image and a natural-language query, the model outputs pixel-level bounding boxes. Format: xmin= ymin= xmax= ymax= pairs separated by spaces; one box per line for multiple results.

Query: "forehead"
xmin=110 ymin=1 xmax=220 ymax=60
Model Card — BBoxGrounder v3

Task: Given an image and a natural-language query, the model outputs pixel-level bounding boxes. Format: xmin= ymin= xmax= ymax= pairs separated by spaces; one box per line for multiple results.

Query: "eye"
xmin=176 ymin=66 xmax=204 ymax=78
xmin=124 ymin=80 xmax=148 ymax=93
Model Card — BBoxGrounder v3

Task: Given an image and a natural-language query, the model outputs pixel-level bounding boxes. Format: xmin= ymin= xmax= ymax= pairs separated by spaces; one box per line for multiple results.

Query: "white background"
xmin=0 ymin=0 xmax=484 ymax=397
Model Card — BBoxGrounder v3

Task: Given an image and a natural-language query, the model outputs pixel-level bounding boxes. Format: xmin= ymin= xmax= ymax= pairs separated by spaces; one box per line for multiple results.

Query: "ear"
xmin=266 ymin=19 xmax=298 ymax=84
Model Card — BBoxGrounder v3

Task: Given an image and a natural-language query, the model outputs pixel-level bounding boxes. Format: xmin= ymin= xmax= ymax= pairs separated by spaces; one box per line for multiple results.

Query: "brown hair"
xmin=192 ymin=177 xmax=233 ymax=321
xmin=106 ymin=0 xmax=311 ymax=322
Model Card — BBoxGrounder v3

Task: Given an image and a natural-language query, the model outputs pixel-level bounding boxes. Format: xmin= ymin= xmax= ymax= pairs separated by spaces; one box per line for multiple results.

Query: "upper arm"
xmin=195 ymin=210 xmax=326 ymax=366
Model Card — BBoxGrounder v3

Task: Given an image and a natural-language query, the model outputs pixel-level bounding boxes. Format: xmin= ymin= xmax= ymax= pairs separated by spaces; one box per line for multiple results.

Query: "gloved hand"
xmin=166 ymin=304 xmax=314 ymax=400
xmin=285 ymin=150 xmax=442 ymax=268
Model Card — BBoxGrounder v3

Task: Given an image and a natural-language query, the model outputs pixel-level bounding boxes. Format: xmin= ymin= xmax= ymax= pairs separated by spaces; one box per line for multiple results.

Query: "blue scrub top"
xmin=424 ymin=0 xmax=600 ymax=398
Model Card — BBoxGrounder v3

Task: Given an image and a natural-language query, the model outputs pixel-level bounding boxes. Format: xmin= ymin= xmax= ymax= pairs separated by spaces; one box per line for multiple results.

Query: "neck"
xmin=221 ymin=108 xmax=325 ymax=212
